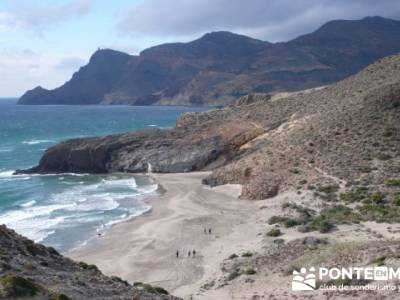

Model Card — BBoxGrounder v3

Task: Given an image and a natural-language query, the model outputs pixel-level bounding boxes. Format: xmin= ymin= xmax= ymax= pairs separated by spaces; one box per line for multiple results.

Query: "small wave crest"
xmin=0 ymin=170 xmax=14 ymax=177
xmin=20 ymin=200 xmax=36 ymax=208
xmin=0 ymin=147 xmax=13 ymax=153
xmin=22 ymin=139 xmax=54 ymax=145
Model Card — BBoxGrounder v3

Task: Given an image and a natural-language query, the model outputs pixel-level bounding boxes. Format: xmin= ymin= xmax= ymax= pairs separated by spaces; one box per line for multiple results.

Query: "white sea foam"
xmin=0 ymin=147 xmax=13 ymax=153
xmin=22 ymin=139 xmax=54 ymax=145
xmin=104 ymin=205 xmax=152 ymax=228
xmin=102 ymin=177 xmax=137 ymax=188
xmin=0 ymin=205 xmax=70 ymax=242
xmin=0 ymin=170 xmax=31 ymax=182
xmin=0 ymin=170 xmax=14 ymax=177
xmin=0 ymin=174 xmax=157 ymax=249
xmin=137 ymin=184 xmax=158 ymax=194
xmin=20 ymin=200 xmax=36 ymax=207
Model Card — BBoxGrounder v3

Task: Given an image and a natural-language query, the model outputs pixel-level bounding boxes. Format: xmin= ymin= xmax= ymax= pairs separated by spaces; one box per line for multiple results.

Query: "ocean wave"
xmin=0 ymin=147 xmax=13 ymax=152
xmin=137 ymin=183 xmax=158 ymax=194
xmin=0 ymin=174 xmax=157 ymax=249
xmin=21 ymin=139 xmax=54 ymax=145
xmin=0 ymin=170 xmax=90 ymax=179
xmin=0 ymin=171 xmax=31 ymax=182
xmin=0 ymin=170 xmax=14 ymax=177
xmin=0 ymin=203 xmax=74 ymax=225
xmin=0 ymin=205 xmax=70 ymax=242
xmin=103 ymin=205 xmax=152 ymax=228
xmin=102 ymin=177 xmax=137 ymax=188
xmin=20 ymin=200 xmax=36 ymax=207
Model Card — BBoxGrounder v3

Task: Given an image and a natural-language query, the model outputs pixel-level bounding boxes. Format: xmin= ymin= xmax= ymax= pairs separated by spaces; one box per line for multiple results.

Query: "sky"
xmin=0 ymin=0 xmax=399 ymax=97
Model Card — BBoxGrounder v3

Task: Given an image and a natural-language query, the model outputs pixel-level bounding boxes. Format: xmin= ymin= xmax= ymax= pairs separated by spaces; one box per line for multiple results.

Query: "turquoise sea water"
xmin=0 ymin=98 xmax=206 ymax=252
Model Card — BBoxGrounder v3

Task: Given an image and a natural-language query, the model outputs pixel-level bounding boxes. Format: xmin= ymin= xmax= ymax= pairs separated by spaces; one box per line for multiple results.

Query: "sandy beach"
xmin=69 ymin=172 xmax=265 ymax=299
xmin=65 ymin=172 xmax=400 ymax=300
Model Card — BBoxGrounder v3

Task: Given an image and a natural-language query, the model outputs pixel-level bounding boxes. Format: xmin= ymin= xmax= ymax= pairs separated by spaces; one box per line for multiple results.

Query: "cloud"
xmin=119 ymin=0 xmax=400 ymax=42
xmin=1 ymin=0 xmax=93 ymax=34
xmin=0 ymin=48 xmax=87 ymax=96
xmin=55 ymin=56 xmax=86 ymax=70
xmin=0 ymin=12 xmax=18 ymax=32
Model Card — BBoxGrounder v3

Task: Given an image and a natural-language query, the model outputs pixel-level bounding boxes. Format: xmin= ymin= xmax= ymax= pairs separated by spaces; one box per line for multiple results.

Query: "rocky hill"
xmin=20 ymin=53 xmax=400 ymax=204
xmin=18 ymin=17 xmax=400 ymax=106
xmin=0 ymin=225 xmax=179 ymax=300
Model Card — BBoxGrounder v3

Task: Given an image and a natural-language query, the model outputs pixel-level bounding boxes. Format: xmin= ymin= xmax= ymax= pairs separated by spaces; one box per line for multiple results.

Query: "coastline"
xmin=68 ymin=172 xmax=263 ymax=299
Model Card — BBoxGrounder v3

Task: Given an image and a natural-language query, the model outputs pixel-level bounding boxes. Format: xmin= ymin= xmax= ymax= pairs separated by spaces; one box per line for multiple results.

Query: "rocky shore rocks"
xmin=0 ymin=225 xmax=179 ymax=300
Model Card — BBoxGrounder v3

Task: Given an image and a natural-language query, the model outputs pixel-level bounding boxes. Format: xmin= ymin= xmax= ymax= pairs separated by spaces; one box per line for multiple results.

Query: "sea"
xmin=0 ymin=98 xmax=206 ymax=252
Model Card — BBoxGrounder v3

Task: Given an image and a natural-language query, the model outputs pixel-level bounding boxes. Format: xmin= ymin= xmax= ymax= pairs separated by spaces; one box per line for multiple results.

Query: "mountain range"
xmin=18 ymin=16 xmax=400 ymax=106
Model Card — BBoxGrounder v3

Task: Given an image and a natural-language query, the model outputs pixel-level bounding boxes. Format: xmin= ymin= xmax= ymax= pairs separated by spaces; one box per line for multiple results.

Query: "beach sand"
xmin=69 ymin=172 xmax=400 ymax=300
xmin=69 ymin=172 xmax=265 ymax=299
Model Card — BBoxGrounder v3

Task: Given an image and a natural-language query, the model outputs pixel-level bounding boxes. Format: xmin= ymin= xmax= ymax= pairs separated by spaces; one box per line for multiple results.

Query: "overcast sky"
xmin=0 ymin=0 xmax=399 ymax=97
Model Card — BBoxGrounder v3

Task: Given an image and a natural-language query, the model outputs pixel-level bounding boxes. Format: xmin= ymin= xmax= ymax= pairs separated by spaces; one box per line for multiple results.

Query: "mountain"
xmin=18 ymin=17 xmax=400 ymax=106
xmin=21 ymin=52 xmax=400 ymax=202
xmin=0 ymin=225 xmax=179 ymax=300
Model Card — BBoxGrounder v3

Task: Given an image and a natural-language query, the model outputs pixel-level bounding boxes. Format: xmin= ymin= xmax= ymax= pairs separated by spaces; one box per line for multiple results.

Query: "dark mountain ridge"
xmin=18 ymin=16 xmax=400 ymax=106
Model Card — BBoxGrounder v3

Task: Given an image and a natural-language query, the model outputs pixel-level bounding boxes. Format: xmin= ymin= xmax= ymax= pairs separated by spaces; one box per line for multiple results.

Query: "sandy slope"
xmin=69 ymin=172 xmax=265 ymax=299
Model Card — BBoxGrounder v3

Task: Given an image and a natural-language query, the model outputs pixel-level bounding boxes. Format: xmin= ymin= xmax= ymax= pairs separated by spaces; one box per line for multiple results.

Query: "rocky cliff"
xmin=0 ymin=225 xmax=179 ymax=300
xmin=18 ymin=17 xmax=400 ymax=106
xmin=20 ymin=53 xmax=400 ymax=201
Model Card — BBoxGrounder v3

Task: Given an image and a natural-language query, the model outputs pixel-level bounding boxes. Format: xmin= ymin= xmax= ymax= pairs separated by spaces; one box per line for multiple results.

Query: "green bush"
xmin=318 ymin=184 xmax=339 ymax=194
xmin=78 ymin=261 xmax=98 ymax=272
xmin=390 ymin=194 xmax=400 ymax=206
xmin=138 ymin=283 xmax=169 ymax=295
xmin=357 ymin=203 xmax=400 ymax=223
xmin=370 ymin=192 xmax=385 ymax=204
xmin=243 ymin=268 xmax=257 ymax=275
xmin=383 ymin=128 xmax=393 ymax=137
xmin=269 ymin=211 xmax=302 ymax=228
xmin=0 ymin=276 xmax=39 ymax=297
xmin=50 ymin=293 xmax=71 ymax=300
xmin=266 ymin=228 xmax=282 ymax=237
xmin=387 ymin=179 xmax=400 ymax=187
xmin=153 ymin=286 xmax=169 ymax=295
xmin=339 ymin=188 xmax=368 ymax=202
xmin=241 ymin=252 xmax=253 ymax=257
xmin=284 ymin=218 xmax=299 ymax=228
xmin=371 ymin=256 xmax=386 ymax=266
xmin=268 ymin=216 xmax=289 ymax=225
xmin=307 ymin=205 xmax=361 ymax=233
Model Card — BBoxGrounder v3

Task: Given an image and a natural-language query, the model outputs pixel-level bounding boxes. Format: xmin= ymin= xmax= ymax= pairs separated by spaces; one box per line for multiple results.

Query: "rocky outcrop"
xmin=0 ymin=225 xmax=179 ymax=300
xmin=18 ymin=17 xmax=400 ymax=107
xmin=21 ymin=122 xmax=265 ymax=175
xmin=22 ymin=53 xmax=400 ymax=201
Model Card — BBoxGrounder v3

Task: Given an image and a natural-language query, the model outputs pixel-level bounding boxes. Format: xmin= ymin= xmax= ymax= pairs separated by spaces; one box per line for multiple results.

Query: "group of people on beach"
xmin=176 ymin=249 xmax=196 ymax=258
xmin=175 ymin=227 xmax=214 ymax=259
xmin=204 ymin=228 xmax=212 ymax=234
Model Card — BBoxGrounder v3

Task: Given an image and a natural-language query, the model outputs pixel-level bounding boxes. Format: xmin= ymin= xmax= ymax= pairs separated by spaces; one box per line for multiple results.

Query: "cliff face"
xmin=18 ymin=17 xmax=400 ymax=106
xmin=0 ymin=225 xmax=179 ymax=300
xmin=21 ymin=53 xmax=400 ymax=200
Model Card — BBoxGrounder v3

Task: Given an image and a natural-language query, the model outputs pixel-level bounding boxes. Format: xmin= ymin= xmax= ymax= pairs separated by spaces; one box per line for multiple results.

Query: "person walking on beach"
xmin=176 ymin=250 xmax=179 ymax=258
xmin=209 ymin=228 xmax=212 ymax=234
xmin=188 ymin=250 xmax=191 ymax=257
xmin=193 ymin=249 xmax=196 ymax=257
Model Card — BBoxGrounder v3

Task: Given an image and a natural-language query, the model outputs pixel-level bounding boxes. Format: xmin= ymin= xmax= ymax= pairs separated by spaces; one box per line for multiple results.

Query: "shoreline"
xmin=68 ymin=172 xmax=263 ymax=299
